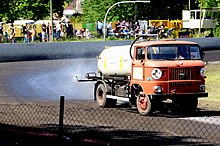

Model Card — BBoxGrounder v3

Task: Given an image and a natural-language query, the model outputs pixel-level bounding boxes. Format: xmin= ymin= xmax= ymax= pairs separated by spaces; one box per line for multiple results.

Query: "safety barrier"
xmin=0 ymin=38 xmax=220 ymax=62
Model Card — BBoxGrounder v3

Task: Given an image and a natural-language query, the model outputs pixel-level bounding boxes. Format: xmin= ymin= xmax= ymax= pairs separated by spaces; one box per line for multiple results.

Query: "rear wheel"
xmin=95 ymin=83 xmax=117 ymax=107
xmin=136 ymin=93 xmax=152 ymax=116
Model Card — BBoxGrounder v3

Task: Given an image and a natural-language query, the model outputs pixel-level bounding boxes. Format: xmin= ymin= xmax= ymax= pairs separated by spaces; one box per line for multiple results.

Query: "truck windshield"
xmin=147 ymin=45 xmax=201 ymax=60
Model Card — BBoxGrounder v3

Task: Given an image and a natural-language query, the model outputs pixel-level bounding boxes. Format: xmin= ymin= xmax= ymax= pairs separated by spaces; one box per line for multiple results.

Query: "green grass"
xmin=197 ymin=62 xmax=220 ymax=111
xmin=205 ymin=62 xmax=220 ymax=99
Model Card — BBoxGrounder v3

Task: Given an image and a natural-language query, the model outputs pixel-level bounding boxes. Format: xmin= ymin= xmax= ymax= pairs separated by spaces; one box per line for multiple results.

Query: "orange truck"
xmin=77 ymin=34 xmax=208 ymax=115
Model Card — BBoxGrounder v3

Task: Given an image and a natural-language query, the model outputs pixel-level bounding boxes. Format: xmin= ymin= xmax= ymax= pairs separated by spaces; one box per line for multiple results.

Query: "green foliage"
xmin=0 ymin=0 xmax=71 ymax=22
xmin=200 ymin=0 xmax=220 ymax=36
xmin=81 ymin=0 xmax=191 ymax=23
xmin=1 ymin=0 xmax=220 ymax=37
xmin=215 ymin=26 xmax=220 ymax=37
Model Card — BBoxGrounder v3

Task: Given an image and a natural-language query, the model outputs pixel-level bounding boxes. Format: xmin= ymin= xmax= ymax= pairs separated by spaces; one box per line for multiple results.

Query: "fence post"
xmin=59 ymin=96 xmax=65 ymax=138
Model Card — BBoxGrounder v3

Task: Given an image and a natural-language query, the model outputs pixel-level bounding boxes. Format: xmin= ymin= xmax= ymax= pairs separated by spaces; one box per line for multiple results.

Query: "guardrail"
xmin=0 ymin=38 xmax=220 ymax=62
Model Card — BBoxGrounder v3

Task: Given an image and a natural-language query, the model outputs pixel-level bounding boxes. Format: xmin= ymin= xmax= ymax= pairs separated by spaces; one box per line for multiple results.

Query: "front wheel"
xmin=95 ymin=83 xmax=117 ymax=108
xmin=136 ymin=93 xmax=152 ymax=116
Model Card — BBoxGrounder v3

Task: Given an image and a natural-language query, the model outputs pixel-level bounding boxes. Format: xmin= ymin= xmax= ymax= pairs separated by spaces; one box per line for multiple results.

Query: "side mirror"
xmin=202 ymin=52 xmax=205 ymax=60
xmin=200 ymin=48 xmax=205 ymax=60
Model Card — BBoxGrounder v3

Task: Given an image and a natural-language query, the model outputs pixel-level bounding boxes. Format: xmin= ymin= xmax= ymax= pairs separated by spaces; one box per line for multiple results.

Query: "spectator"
xmin=122 ymin=26 xmax=130 ymax=39
xmin=53 ymin=22 xmax=56 ymax=38
xmin=132 ymin=21 xmax=140 ymax=36
xmin=0 ymin=23 xmax=4 ymax=43
xmin=4 ymin=31 xmax=9 ymax=43
xmin=31 ymin=25 xmax=37 ymax=42
xmin=107 ymin=22 xmax=113 ymax=36
xmin=47 ymin=22 xmax=51 ymax=41
xmin=76 ymin=29 xmax=83 ymax=39
xmin=56 ymin=21 xmax=62 ymax=41
xmin=9 ymin=23 xmax=15 ymax=43
xmin=76 ymin=28 xmax=88 ymax=39
xmin=65 ymin=20 xmax=73 ymax=38
xmin=157 ymin=22 xmax=165 ymax=37
xmin=148 ymin=22 xmax=156 ymax=34
xmin=114 ymin=20 xmax=122 ymax=34
xmin=208 ymin=29 xmax=214 ymax=37
xmin=41 ymin=22 xmax=47 ymax=42
xmin=97 ymin=20 xmax=103 ymax=38
xmin=22 ymin=23 xmax=29 ymax=43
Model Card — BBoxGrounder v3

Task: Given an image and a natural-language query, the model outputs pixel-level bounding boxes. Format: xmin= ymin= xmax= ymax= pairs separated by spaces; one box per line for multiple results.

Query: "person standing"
xmin=0 ymin=23 xmax=4 ymax=43
xmin=22 ymin=23 xmax=29 ymax=43
xmin=31 ymin=25 xmax=37 ymax=42
xmin=41 ymin=22 xmax=47 ymax=42
xmin=56 ymin=21 xmax=62 ymax=41
xmin=9 ymin=23 xmax=15 ymax=43
xmin=148 ymin=22 xmax=156 ymax=34
xmin=47 ymin=22 xmax=51 ymax=41
xmin=65 ymin=20 xmax=73 ymax=39
xmin=97 ymin=20 xmax=103 ymax=38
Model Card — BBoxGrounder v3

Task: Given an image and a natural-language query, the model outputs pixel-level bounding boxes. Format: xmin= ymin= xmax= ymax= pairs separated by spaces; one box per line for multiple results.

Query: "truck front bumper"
xmin=151 ymin=92 xmax=208 ymax=98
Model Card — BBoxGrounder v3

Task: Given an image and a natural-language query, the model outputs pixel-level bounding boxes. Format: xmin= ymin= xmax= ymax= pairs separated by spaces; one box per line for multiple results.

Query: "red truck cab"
xmin=130 ymin=39 xmax=208 ymax=115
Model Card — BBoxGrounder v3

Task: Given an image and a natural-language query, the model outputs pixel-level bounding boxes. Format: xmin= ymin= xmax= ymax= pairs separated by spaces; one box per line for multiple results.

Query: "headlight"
xmin=200 ymin=68 xmax=205 ymax=77
xmin=200 ymin=85 xmax=206 ymax=92
xmin=154 ymin=86 xmax=162 ymax=94
xmin=151 ymin=68 xmax=162 ymax=79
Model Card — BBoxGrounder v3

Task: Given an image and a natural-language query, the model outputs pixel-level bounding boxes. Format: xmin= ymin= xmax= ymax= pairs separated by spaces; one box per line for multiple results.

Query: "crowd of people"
xmin=0 ymin=15 xmax=77 ymax=43
xmin=0 ymin=18 xmax=215 ymax=44
xmin=0 ymin=19 xmax=171 ymax=43
xmin=0 ymin=20 xmax=96 ymax=43
xmin=105 ymin=19 xmax=171 ymax=39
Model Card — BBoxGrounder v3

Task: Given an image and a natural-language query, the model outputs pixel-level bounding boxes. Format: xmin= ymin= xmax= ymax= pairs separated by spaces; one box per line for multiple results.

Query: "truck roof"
xmin=134 ymin=40 xmax=198 ymax=47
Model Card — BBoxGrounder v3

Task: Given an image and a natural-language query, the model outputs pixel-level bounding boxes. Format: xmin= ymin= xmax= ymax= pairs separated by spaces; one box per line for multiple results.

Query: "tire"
xmin=136 ymin=94 xmax=152 ymax=116
xmin=188 ymin=97 xmax=198 ymax=111
xmin=95 ymin=83 xmax=117 ymax=108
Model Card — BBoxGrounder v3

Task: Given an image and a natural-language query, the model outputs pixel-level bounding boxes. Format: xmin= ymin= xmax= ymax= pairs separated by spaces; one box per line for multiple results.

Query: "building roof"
xmin=63 ymin=0 xmax=83 ymax=16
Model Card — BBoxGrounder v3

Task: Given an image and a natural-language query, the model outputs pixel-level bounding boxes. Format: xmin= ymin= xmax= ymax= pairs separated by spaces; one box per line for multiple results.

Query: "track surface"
xmin=0 ymin=49 xmax=220 ymax=145
xmin=0 ymin=49 xmax=219 ymax=101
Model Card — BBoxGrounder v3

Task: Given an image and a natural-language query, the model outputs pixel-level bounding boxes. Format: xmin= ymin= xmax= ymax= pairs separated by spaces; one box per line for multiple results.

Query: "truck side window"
xmin=136 ymin=47 xmax=145 ymax=60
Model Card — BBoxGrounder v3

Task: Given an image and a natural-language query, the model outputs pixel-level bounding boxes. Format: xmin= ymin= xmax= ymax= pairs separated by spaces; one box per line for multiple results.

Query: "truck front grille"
xmin=170 ymin=68 xmax=192 ymax=80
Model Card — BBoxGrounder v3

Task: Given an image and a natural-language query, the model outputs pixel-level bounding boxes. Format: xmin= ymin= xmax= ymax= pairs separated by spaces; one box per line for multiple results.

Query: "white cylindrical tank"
xmin=97 ymin=45 xmax=133 ymax=77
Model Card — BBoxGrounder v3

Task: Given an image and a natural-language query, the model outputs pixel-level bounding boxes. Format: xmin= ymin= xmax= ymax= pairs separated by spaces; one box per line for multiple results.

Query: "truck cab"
xmin=130 ymin=39 xmax=208 ymax=115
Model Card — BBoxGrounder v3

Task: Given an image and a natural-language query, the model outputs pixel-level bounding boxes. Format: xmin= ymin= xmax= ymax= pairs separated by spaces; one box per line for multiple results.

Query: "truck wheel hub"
xmin=139 ymin=96 xmax=148 ymax=110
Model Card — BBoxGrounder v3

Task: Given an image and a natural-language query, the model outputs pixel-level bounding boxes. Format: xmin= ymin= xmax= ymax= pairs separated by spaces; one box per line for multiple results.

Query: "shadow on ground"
xmin=0 ymin=120 xmax=216 ymax=146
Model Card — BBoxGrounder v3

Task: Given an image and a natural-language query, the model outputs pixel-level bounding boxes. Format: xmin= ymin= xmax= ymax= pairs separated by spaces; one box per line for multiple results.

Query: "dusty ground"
xmin=198 ymin=98 xmax=220 ymax=111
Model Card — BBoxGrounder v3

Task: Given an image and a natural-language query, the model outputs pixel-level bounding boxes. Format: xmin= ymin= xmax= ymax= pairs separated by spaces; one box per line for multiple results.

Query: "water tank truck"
xmin=77 ymin=34 xmax=208 ymax=115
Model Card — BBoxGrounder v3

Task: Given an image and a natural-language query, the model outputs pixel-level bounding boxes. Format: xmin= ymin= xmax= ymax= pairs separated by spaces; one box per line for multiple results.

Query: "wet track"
xmin=0 ymin=49 xmax=219 ymax=102
xmin=0 ymin=58 xmax=96 ymax=101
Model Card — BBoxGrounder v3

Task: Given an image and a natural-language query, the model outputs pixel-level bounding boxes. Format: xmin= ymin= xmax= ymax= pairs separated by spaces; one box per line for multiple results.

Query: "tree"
xmin=81 ymin=0 xmax=191 ymax=23
xmin=0 ymin=0 xmax=71 ymax=22
xmin=200 ymin=0 xmax=220 ymax=36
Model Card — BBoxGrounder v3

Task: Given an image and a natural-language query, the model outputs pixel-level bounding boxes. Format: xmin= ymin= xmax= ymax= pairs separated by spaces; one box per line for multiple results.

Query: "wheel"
xmin=188 ymin=97 xmax=198 ymax=111
xmin=129 ymin=88 xmax=137 ymax=106
xmin=136 ymin=93 xmax=152 ymax=116
xmin=95 ymin=83 xmax=117 ymax=108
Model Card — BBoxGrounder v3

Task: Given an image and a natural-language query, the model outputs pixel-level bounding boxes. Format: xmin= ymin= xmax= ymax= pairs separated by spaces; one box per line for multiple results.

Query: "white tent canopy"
xmin=34 ymin=20 xmax=60 ymax=25
xmin=14 ymin=20 xmax=35 ymax=25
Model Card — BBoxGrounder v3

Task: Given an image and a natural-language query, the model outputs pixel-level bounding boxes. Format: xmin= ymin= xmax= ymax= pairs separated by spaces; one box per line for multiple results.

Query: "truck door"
xmin=132 ymin=47 xmax=146 ymax=80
